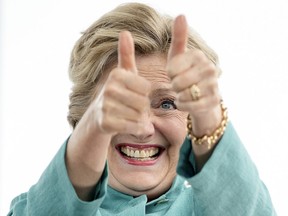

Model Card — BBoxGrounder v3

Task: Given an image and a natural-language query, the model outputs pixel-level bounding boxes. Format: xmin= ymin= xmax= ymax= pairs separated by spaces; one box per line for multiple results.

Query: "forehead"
xmin=135 ymin=54 xmax=171 ymax=89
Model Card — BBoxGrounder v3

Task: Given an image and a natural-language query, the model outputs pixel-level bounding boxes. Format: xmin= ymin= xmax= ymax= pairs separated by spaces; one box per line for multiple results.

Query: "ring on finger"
xmin=190 ymin=84 xmax=201 ymax=101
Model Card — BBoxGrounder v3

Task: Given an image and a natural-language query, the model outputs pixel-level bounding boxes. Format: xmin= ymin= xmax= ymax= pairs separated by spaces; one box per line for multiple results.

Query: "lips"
xmin=115 ymin=144 xmax=165 ymax=166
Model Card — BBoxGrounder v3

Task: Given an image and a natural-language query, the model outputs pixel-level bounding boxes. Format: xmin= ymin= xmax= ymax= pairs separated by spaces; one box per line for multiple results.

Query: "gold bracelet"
xmin=186 ymin=102 xmax=228 ymax=150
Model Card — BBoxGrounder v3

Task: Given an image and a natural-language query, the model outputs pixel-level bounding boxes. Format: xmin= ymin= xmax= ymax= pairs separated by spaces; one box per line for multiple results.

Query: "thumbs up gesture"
xmin=167 ymin=15 xmax=222 ymax=139
xmin=93 ymin=31 xmax=151 ymax=135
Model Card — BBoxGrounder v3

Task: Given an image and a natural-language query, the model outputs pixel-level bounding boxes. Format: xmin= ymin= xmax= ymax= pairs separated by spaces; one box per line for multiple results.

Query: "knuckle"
xmin=102 ymin=100 xmax=111 ymax=114
xmin=177 ymin=91 xmax=185 ymax=102
xmin=167 ymin=54 xmax=186 ymax=77
xmin=99 ymin=116 xmax=111 ymax=132
xmin=110 ymin=68 xmax=125 ymax=81
xmin=166 ymin=60 xmax=177 ymax=76
xmin=136 ymin=97 xmax=150 ymax=112
xmin=174 ymin=101 xmax=184 ymax=111
xmin=205 ymin=62 xmax=217 ymax=76
xmin=207 ymin=78 xmax=218 ymax=93
xmin=211 ymin=94 xmax=221 ymax=105
xmin=103 ymin=89 xmax=113 ymax=98
xmin=171 ymin=79 xmax=181 ymax=92
xmin=103 ymin=84 xmax=118 ymax=98
xmin=109 ymin=68 xmax=118 ymax=79
xmin=193 ymin=49 xmax=206 ymax=61
xmin=138 ymin=78 xmax=151 ymax=94
xmin=129 ymin=110 xmax=140 ymax=121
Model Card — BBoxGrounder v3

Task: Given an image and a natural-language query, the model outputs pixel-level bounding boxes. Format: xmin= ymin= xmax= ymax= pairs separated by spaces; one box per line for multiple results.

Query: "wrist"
xmin=187 ymin=101 xmax=228 ymax=150
xmin=189 ymin=104 xmax=222 ymax=137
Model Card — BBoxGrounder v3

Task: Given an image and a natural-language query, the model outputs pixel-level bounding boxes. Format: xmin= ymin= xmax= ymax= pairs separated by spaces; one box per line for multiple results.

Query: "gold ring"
xmin=190 ymin=84 xmax=201 ymax=101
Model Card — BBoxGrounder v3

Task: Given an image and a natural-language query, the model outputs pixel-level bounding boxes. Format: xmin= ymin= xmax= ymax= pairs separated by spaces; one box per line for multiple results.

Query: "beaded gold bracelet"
xmin=186 ymin=102 xmax=228 ymax=150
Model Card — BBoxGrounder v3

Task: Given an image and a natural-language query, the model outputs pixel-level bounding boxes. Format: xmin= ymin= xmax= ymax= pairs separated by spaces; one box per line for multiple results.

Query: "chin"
xmin=108 ymin=168 xmax=176 ymax=198
xmin=107 ymin=143 xmax=178 ymax=197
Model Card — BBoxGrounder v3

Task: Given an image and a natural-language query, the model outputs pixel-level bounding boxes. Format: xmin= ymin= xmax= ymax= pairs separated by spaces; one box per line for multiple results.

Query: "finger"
xmin=102 ymin=99 xmax=143 ymax=122
xmin=168 ymin=49 xmax=206 ymax=79
xmin=171 ymin=58 xmax=216 ymax=92
xmin=113 ymin=89 xmax=150 ymax=113
xmin=175 ymin=95 xmax=221 ymax=113
xmin=118 ymin=31 xmax=137 ymax=73
xmin=168 ymin=15 xmax=188 ymax=61
xmin=171 ymin=66 xmax=201 ymax=93
xmin=101 ymin=115 xmax=146 ymax=135
xmin=176 ymin=77 xmax=220 ymax=102
xmin=99 ymin=112 xmax=152 ymax=135
xmin=109 ymin=68 xmax=151 ymax=96
xmin=104 ymin=80 xmax=150 ymax=113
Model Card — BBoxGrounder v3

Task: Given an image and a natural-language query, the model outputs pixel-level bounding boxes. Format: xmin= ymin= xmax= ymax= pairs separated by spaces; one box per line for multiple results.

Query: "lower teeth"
xmin=121 ymin=153 xmax=156 ymax=161
xmin=124 ymin=155 xmax=154 ymax=161
xmin=136 ymin=157 xmax=154 ymax=161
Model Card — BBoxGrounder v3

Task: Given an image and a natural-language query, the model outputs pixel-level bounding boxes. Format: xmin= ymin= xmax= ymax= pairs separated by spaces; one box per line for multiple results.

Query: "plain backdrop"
xmin=1 ymin=0 xmax=287 ymax=215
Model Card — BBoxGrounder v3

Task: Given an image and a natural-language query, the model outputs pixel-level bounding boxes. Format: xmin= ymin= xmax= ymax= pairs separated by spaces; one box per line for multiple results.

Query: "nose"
xmin=130 ymin=110 xmax=155 ymax=141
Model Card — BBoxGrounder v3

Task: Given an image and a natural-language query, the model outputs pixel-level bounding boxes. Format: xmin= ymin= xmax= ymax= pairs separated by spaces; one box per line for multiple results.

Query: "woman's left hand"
xmin=166 ymin=15 xmax=223 ymax=155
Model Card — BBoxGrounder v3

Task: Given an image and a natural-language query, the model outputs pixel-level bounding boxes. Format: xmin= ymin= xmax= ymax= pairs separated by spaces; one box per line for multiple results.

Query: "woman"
xmin=9 ymin=3 xmax=275 ymax=215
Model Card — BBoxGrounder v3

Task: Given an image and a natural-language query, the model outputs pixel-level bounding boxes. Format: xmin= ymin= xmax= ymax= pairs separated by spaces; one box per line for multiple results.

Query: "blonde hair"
xmin=67 ymin=2 xmax=220 ymax=128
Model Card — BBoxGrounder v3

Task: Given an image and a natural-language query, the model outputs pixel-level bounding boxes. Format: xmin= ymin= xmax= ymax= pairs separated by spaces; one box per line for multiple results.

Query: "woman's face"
xmin=107 ymin=54 xmax=187 ymax=200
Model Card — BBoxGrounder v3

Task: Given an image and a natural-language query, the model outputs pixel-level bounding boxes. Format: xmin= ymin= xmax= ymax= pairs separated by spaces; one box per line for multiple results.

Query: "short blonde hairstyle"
xmin=67 ymin=2 xmax=220 ymax=128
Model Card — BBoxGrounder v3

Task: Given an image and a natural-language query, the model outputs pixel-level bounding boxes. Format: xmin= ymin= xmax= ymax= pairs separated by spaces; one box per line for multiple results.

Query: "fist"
xmin=91 ymin=31 xmax=151 ymax=135
xmin=167 ymin=15 xmax=221 ymax=118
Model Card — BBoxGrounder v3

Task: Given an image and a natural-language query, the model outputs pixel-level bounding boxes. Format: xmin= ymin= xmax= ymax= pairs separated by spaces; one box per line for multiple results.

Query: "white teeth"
xmin=120 ymin=146 xmax=159 ymax=158
xmin=134 ymin=150 xmax=140 ymax=157
xmin=140 ymin=150 xmax=146 ymax=157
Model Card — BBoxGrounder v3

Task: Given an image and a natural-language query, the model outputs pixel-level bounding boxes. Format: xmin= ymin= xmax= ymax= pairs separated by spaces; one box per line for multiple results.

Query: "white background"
xmin=1 ymin=0 xmax=287 ymax=215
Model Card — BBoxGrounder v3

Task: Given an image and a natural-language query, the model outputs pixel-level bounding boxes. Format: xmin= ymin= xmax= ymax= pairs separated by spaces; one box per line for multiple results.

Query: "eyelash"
xmin=159 ymin=98 xmax=177 ymax=110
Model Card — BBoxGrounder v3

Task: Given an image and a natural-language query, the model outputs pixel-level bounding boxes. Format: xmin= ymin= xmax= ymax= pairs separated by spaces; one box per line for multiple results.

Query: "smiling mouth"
xmin=116 ymin=144 xmax=164 ymax=163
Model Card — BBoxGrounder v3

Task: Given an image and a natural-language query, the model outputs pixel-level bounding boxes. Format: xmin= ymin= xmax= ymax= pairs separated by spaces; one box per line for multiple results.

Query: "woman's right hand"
xmin=92 ymin=31 xmax=151 ymax=135
xmin=65 ymin=31 xmax=150 ymax=201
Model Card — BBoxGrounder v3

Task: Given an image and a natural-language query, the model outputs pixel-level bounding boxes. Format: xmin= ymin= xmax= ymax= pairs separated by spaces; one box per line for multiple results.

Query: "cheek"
xmin=160 ymin=113 xmax=187 ymax=146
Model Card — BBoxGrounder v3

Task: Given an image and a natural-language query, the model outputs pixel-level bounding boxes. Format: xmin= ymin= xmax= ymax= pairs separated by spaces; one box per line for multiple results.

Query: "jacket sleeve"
xmin=177 ymin=122 xmax=277 ymax=216
xmin=8 ymin=139 xmax=108 ymax=216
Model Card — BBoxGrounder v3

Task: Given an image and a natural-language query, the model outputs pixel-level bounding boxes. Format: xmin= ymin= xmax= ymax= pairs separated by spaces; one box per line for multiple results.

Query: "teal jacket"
xmin=8 ymin=122 xmax=276 ymax=215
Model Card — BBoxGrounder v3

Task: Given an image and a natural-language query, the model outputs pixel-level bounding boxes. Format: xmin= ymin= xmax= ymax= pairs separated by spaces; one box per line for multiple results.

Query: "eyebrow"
xmin=149 ymin=87 xmax=176 ymax=98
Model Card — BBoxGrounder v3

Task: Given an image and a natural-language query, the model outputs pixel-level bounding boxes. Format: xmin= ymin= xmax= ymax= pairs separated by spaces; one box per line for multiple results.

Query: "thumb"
xmin=118 ymin=31 xmax=137 ymax=73
xmin=168 ymin=15 xmax=188 ymax=61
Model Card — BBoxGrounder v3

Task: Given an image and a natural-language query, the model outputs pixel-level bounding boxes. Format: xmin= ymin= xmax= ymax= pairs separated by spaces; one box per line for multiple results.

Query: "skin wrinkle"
xmin=66 ymin=12 xmax=223 ymax=202
xmin=63 ymin=7 xmax=225 ymax=204
xmin=140 ymin=70 xmax=171 ymax=83
xmin=141 ymin=65 xmax=186 ymax=122
xmin=107 ymin=55 xmax=187 ymax=201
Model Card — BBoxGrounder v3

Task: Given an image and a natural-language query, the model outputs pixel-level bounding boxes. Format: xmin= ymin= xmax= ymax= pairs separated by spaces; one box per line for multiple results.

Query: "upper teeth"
xmin=120 ymin=146 xmax=159 ymax=158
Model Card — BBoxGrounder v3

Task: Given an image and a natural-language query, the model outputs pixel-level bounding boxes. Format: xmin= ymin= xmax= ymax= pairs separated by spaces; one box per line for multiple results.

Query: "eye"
xmin=160 ymin=99 xmax=177 ymax=110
